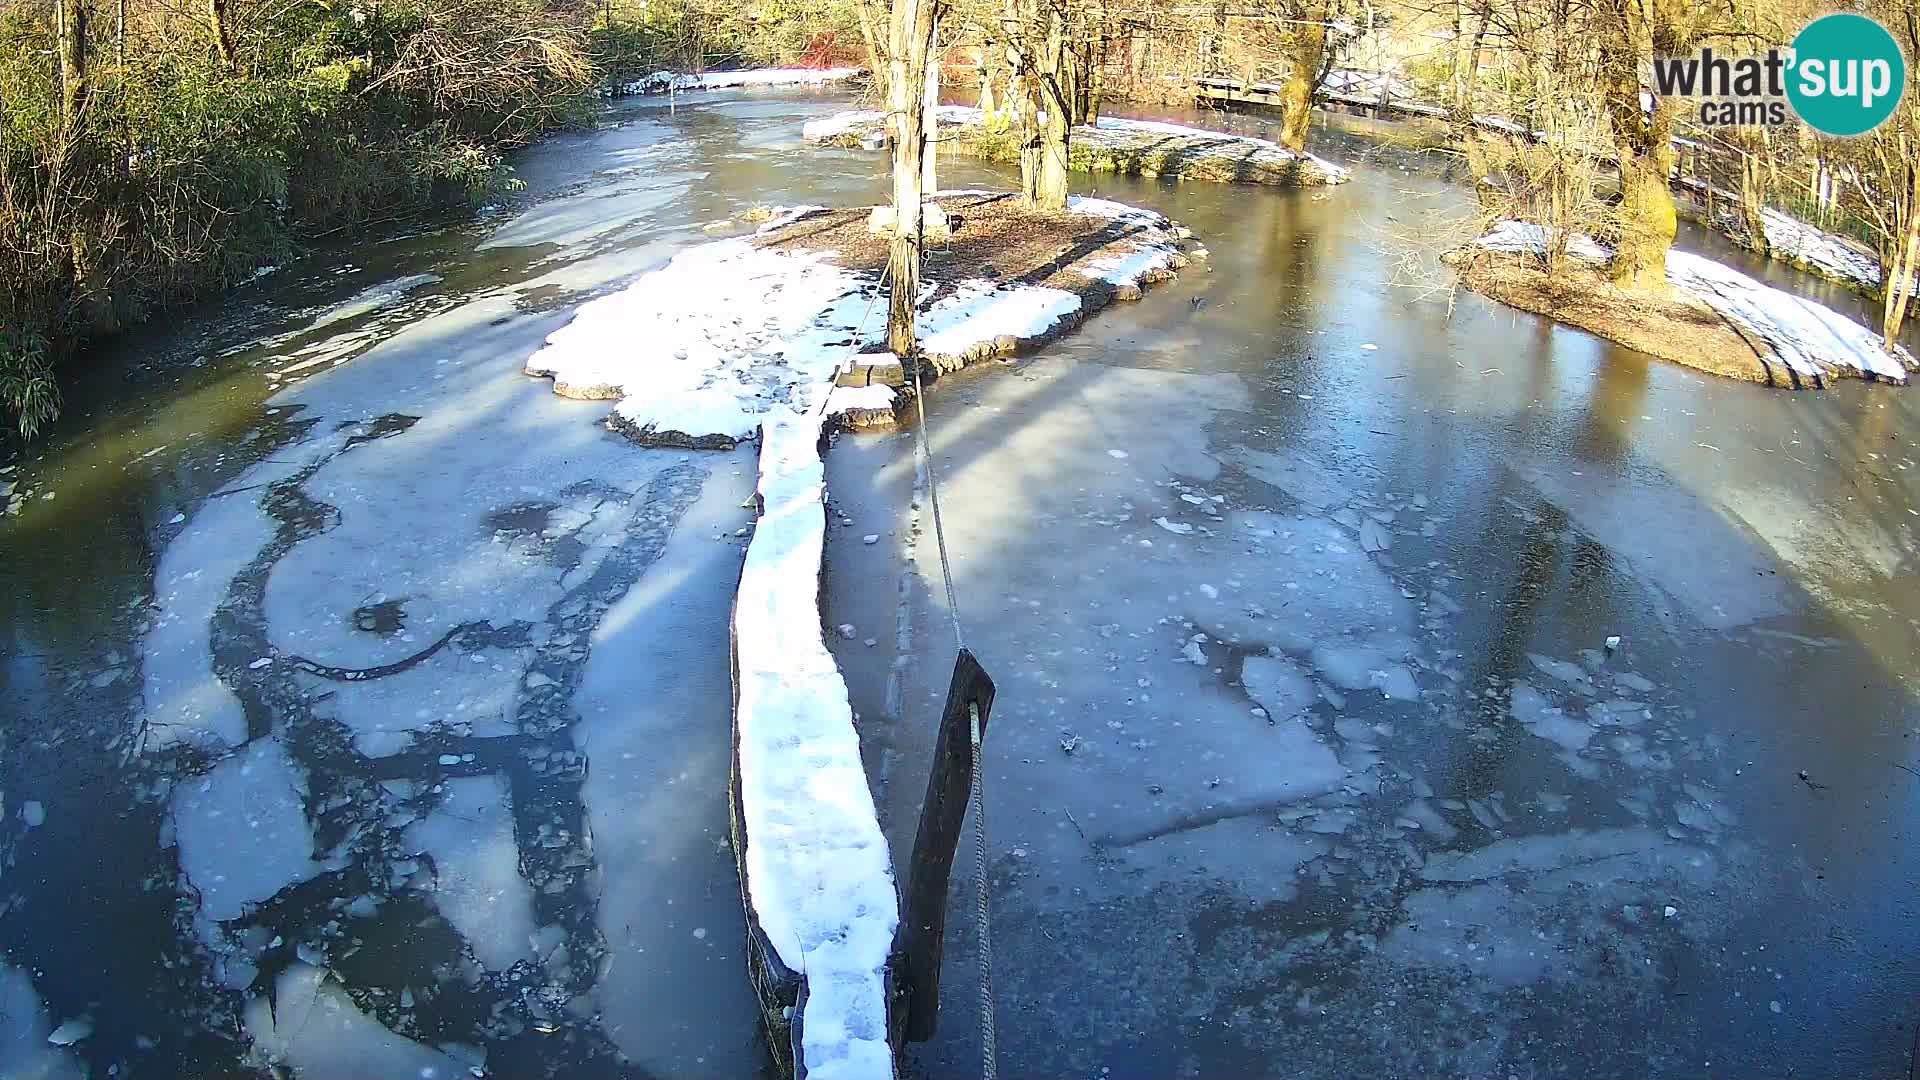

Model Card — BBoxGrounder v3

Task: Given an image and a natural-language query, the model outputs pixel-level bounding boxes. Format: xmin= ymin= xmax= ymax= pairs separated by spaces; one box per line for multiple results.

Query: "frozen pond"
xmin=0 ymin=88 xmax=1917 ymax=1079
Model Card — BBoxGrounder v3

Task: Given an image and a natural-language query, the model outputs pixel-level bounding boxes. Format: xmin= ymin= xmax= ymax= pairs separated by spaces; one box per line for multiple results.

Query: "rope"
xmin=905 ymin=282 xmax=994 ymax=1077
xmin=910 ymin=355 xmax=966 ymax=654
xmin=968 ymin=701 xmax=996 ymax=1080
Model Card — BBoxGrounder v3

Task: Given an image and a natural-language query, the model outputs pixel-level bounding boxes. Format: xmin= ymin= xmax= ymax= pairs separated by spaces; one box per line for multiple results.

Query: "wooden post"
xmin=898 ymin=648 xmax=995 ymax=1042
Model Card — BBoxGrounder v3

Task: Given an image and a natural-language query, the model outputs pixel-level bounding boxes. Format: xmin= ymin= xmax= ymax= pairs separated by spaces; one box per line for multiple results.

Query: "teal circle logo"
xmin=1787 ymin=13 xmax=1907 ymax=136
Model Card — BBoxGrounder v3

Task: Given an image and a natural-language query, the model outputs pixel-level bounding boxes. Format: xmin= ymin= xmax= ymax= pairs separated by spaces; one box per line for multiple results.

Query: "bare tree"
xmin=855 ymin=0 xmax=945 ymax=352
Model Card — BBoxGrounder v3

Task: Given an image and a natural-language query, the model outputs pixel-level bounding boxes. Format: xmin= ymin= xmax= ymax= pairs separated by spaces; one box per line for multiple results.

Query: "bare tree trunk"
xmin=1449 ymin=0 xmax=1490 ymax=172
xmin=923 ymin=25 xmax=940 ymax=194
xmin=884 ymin=0 xmax=940 ymax=357
xmin=208 ymin=0 xmax=239 ymax=72
xmin=1597 ymin=0 xmax=1676 ymax=291
xmin=1737 ymin=134 xmax=1771 ymax=257
xmin=1005 ymin=0 xmax=1042 ymax=203
xmin=978 ymin=42 xmax=1001 ymax=122
xmin=1032 ymin=0 xmax=1071 ymax=210
xmin=1277 ymin=5 xmax=1327 ymax=152
xmin=56 ymin=0 xmax=89 ymax=130
xmin=1885 ymin=161 xmax=1918 ymax=349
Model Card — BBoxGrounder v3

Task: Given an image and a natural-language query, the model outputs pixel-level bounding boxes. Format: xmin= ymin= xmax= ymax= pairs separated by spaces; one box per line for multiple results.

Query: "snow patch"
xmin=919 ymin=280 xmax=1082 ymax=360
xmin=624 ymin=67 xmax=861 ymax=96
xmin=734 ymin=412 xmax=897 ymax=1080
xmin=1473 ymin=220 xmax=1914 ymax=383
xmin=525 ymin=239 xmax=884 ymax=440
xmin=805 ymin=106 xmax=1349 ymax=184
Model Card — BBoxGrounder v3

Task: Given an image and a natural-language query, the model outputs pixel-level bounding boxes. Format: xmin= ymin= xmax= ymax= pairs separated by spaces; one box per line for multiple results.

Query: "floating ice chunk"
xmin=1153 ymin=516 xmax=1194 ymax=536
xmin=1310 ymin=641 xmax=1418 ymax=701
xmin=1232 ymin=448 xmax=1349 ymax=510
xmin=172 ymin=737 xmax=320 ymax=922
xmin=1242 ymin=653 xmax=1316 ymax=718
xmin=1510 ymin=682 xmax=1592 ymax=753
xmin=246 ymin=962 xmax=465 ymax=1078
xmin=404 ymin=774 xmax=537 ymax=972
xmin=1526 ymin=653 xmax=1593 ymax=691
xmin=44 ymin=1019 xmax=90 ymax=1047
xmin=20 ymin=801 xmax=44 ymax=828
xmin=1367 ymin=665 xmax=1419 ymax=701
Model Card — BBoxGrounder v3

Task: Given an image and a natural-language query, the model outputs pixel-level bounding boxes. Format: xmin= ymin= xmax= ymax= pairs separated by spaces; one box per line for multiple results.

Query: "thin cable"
xmin=909 ymin=351 xmax=965 ymax=653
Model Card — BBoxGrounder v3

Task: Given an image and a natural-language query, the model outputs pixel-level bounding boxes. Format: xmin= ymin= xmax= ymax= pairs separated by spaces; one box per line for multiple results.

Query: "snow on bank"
xmin=525 ymin=196 xmax=1193 ymax=433
xmin=1087 ymin=113 xmax=1350 ymax=182
xmin=525 ymin=198 xmax=1192 ymax=1076
xmin=622 ymin=67 xmax=861 ymax=96
xmin=525 ymin=240 xmax=885 ymax=443
xmin=1747 ymin=207 xmax=1888 ymax=291
xmin=1674 ymin=178 xmax=1911 ymax=298
xmin=803 ymin=105 xmax=1350 ymax=185
xmin=1474 ymin=220 xmax=1915 ymax=384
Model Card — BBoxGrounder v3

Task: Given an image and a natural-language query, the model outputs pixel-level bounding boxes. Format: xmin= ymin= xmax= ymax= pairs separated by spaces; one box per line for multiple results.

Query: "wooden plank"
xmin=896 ymin=648 xmax=996 ymax=1043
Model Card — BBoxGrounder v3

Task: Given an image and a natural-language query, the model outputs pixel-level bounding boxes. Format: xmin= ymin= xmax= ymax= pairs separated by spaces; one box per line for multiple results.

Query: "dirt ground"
xmin=1454 ymin=250 xmax=1783 ymax=384
xmin=757 ymin=192 xmax=1181 ymax=301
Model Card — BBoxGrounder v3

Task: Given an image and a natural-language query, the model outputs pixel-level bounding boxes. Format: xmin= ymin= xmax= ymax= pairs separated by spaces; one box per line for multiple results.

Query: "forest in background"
xmin=0 ymin=0 xmax=860 ymax=439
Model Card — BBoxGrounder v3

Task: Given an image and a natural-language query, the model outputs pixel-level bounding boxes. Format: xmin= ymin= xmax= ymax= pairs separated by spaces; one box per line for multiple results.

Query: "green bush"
xmin=0 ymin=0 xmax=596 ymax=439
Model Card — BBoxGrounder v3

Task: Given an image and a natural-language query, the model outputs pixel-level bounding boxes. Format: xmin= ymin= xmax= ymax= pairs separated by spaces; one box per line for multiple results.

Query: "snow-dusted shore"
xmin=524 ymin=197 xmax=1193 ymax=1078
xmin=804 ymin=105 xmax=1349 ymax=186
xmin=619 ymin=66 xmax=861 ymax=96
xmin=1473 ymin=220 xmax=1914 ymax=385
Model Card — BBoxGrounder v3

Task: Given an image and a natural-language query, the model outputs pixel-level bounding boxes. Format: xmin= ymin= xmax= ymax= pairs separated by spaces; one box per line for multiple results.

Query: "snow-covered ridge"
xmin=804 ymin=106 xmax=1349 ymax=185
xmin=621 ymin=66 xmax=861 ymax=96
xmin=734 ymin=413 xmax=897 ymax=1080
xmin=1473 ymin=219 xmax=1914 ymax=384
